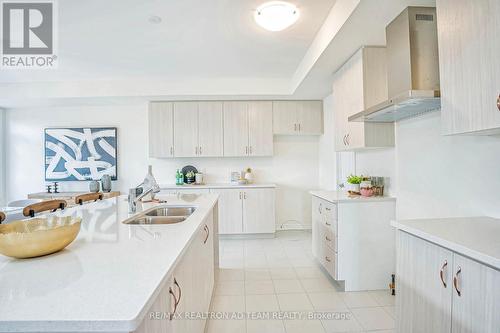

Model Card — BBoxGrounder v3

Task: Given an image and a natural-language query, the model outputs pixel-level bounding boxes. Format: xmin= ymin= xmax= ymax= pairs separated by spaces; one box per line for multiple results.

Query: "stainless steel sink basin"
xmin=123 ymin=206 xmax=195 ymax=225
xmin=145 ymin=207 xmax=196 ymax=217
xmin=125 ymin=216 xmax=187 ymax=225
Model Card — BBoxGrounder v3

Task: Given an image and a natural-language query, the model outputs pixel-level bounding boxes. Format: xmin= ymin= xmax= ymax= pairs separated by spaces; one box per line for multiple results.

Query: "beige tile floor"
xmin=208 ymin=231 xmax=396 ymax=333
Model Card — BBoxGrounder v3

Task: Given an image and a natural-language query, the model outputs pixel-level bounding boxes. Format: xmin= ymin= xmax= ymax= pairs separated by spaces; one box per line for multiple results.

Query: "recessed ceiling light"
xmin=254 ymin=1 xmax=299 ymax=32
xmin=148 ymin=15 xmax=162 ymax=24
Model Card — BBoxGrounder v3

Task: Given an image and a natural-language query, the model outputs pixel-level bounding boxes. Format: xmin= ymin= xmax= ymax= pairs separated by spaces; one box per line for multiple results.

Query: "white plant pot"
xmin=346 ymin=183 xmax=360 ymax=193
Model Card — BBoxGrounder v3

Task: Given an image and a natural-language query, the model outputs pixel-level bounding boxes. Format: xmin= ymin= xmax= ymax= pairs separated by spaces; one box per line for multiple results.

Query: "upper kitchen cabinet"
xmin=437 ymin=0 xmax=500 ymax=135
xmin=149 ymin=102 xmax=174 ymax=158
xmin=333 ymin=47 xmax=395 ymax=151
xmin=273 ymin=101 xmax=323 ymax=135
xmin=223 ymin=101 xmax=273 ymax=157
xmin=173 ymin=101 xmax=224 ymax=157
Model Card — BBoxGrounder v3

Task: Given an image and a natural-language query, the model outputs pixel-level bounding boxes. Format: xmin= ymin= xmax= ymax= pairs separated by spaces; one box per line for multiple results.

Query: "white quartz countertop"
xmin=310 ymin=190 xmax=396 ymax=203
xmin=0 ymin=194 xmax=219 ymax=332
xmin=161 ymin=183 xmax=276 ymax=189
xmin=391 ymin=217 xmax=500 ymax=270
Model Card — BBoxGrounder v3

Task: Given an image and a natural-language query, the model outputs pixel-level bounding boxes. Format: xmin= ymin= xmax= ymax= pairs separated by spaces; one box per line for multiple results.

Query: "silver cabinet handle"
xmin=239 ymin=192 xmax=242 ymax=200
xmin=453 ymin=266 xmax=462 ymax=296
xmin=318 ymin=203 xmax=322 ymax=214
xmin=497 ymin=94 xmax=500 ymax=111
xmin=325 ymin=256 xmax=331 ymax=262
xmin=203 ymin=224 xmax=210 ymax=244
xmin=325 ymin=221 xmax=331 ymax=226
xmin=342 ymin=135 xmax=347 ymax=146
xmin=199 ymin=146 xmax=202 ymax=155
xmin=325 ymin=236 xmax=332 ymax=242
xmin=347 ymin=134 xmax=350 ymax=145
xmin=325 ymin=207 xmax=331 ymax=211
xmin=170 ymin=147 xmax=173 ymax=156
xmin=168 ymin=286 xmax=178 ymax=320
xmin=298 ymin=123 xmax=301 ymax=131
xmin=439 ymin=260 xmax=448 ymax=288
xmin=195 ymin=146 xmax=198 ymax=155
xmin=249 ymin=146 xmax=252 ymax=155
xmin=245 ymin=146 xmax=248 ymax=155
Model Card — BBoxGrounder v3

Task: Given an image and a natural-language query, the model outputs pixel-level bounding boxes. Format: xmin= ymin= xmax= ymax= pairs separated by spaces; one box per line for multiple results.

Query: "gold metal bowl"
xmin=0 ymin=216 xmax=81 ymax=259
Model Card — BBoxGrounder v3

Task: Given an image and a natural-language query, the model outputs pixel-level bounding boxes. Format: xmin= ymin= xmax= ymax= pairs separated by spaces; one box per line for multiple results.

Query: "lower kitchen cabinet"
xmin=211 ymin=187 xmax=276 ymax=235
xmin=396 ymin=231 xmax=500 ymax=333
xmin=311 ymin=193 xmax=396 ymax=291
xmin=134 ymin=212 xmax=215 ymax=333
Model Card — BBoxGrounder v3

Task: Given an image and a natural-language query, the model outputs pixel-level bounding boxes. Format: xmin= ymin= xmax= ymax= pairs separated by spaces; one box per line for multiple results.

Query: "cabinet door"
xmin=134 ymin=276 xmax=174 ymax=333
xmin=343 ymin=49 xmax=366 ymax=149
xmin=332 ymin=67 xmax=349 ymax=151
xmin=437 ymin=0 xmax=500 ymax=135
xmin=210 ymin=189 xmax=243 ymax=234
xmin=451 ymin=254 xmax=500 ymax=333
xmin=198 ymin=101 xmax=223 ymax=157
xmin=248 ymin=101 xmax=273 ymax=156
xmin=396 ymin=231 xmax=452 ymax=333
xmin=242 ymin=188 xmax=275 ymax=234
xmin=297 ymin=101 xmax=323 ymax=134
xmin=223 ymin=102 xmax=249 ymax=157
xmin=149 ymin=102 xmax=174 ymax=158
xmin=173 ymin=102 xmax=199 ymax=157
xmin=272 ymin=101 xmax=297 ymax=134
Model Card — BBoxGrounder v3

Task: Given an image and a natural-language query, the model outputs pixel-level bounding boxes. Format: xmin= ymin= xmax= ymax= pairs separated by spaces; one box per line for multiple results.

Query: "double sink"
xmin=124 ymin=206 xmax=196 ymax=225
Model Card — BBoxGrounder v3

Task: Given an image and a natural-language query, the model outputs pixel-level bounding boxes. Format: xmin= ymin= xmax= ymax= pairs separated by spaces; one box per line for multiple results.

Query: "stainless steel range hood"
xmin=349 ymin=7 xmax=441 ymax=123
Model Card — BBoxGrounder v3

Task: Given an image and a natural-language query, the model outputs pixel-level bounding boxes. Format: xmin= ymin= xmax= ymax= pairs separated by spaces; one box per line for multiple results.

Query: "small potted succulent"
xmin=346 ymin=175 xmax=362 ymax=194
xmin=185 ymin=171 xmax=195 ymax=184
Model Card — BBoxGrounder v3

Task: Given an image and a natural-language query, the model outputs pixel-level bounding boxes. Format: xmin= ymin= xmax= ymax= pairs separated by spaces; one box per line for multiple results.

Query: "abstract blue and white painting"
xmin=45 ymin=128 xmax=117 ymax=181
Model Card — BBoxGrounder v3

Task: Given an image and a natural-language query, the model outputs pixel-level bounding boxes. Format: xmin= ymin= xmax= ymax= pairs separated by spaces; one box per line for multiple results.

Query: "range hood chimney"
xmin=349 ymin=7 xmax=441 ymax=123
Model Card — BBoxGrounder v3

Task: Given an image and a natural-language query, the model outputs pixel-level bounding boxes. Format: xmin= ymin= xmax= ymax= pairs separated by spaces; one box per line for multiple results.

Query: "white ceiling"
xmin=0 ymin=0 xmax=437 ymax=108
xmin=0 ymin=0 xmax=336 ymax=82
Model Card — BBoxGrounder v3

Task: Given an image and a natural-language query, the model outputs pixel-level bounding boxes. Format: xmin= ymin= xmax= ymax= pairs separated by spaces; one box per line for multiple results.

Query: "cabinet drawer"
xmin=322 ymin=225 xmax=337 ymax=253
xmin=320 ymin=245 xmax=337 ymax=279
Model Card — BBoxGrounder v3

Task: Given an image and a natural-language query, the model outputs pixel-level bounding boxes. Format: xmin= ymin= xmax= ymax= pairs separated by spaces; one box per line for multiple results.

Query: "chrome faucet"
xmin=128 ymin=165 xmax=161 ymax=213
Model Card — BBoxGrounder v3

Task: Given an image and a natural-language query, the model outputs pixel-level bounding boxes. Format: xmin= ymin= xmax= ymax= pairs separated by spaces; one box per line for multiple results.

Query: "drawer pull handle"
xmin=325 ymin=236 xmax=331 ymax=242
xmin=325 ymin=256 xmax=331 ymax=262
xmin=325 ymin=221 xmax=331 ymax=226
xmin=168 ymin=287 xmax=178 ymax=320
xmin=453 ymin=266 xmax=462 ymax=297
xmin=174 ymin=278 xmax=182 ymax=305
xmin=203 ymin=224 xmax=210 ymax=244
xmin=439 ymin=260 xmax=448 ymax=288
xmin=325 ymin=207 xmax=331 ymax=211
xmin=318 ymin=203 xmax=322 ymax=214
xmin=497 ymin=94 xmax=500 ymax=111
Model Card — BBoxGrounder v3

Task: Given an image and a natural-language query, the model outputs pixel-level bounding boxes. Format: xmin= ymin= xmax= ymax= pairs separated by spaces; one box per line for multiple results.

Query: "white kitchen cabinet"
xmin=248 ymin=101 xmax=274 ymax=156
xmin=273 ymin=101 xmax=323 ymax=135
xmin=396 ymin=231 xmax=500 ymax=333
xmin=242 ymin=188 xmax=275 ymax=234
xmin=149 ymin=102 xmax=174 ymax=158
xmin=211 ymin=187 xmax=275 ymax=235
xmin=396 ymin=231 xmax=452 ymax=333
xmin=198 ymin=101 xmax=224 ymax=156
xmin=333 ymin=47 xmax=395 ymax=151
xmin=210 ymin=188 xmax=243 ymax=234
xmin=311 ymin=192 xmax=396 ymax=291
xmin=223 ymin=101 xmax=249 ymax=157
xmin=450 ymin=254 xmax=500 ymax=333
xmin=173 ymin=101 xmax=224 ymax=157
xmin=134 ymin=213 xmax=215 ymax=333
xmin=173 ymin=102 xmax=199 ymax=157
xmin=223 ymin=101 xmax=273 ymax=157
xmin=437 ymin=0 xmax=500 ymax=135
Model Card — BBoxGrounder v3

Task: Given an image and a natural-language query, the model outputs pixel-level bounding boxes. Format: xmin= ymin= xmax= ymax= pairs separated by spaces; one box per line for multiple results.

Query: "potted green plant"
xmin=346 ymin=175 xmax=362 ymax=194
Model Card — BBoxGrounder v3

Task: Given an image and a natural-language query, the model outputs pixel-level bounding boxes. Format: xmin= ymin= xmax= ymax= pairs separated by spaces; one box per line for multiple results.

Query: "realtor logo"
xmin=1 ymin=0 xmax=57 ymax=68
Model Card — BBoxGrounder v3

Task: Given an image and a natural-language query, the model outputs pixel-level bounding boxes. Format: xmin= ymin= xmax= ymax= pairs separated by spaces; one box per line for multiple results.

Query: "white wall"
xmin=318 ymin=93 xmax=337 ymax=190
xmin=395 ymin=112 xmax=500 ymax=220
xmin=355 ymin=148 xmax=396 ymax=195
xmin=5 ymin=104 xmax=319 ymax=229
xmin=354 ymin=112 xmax=500 ymax=220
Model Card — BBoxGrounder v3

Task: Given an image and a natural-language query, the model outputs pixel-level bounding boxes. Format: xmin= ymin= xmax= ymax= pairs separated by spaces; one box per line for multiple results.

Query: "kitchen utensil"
xmin=0 ymin=216 xmax=81 ymax=259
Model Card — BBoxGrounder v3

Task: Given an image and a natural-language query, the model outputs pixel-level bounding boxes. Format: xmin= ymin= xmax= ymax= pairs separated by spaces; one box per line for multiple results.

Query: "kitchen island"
xmin=0 ymin=194 xmax=219 ymax=333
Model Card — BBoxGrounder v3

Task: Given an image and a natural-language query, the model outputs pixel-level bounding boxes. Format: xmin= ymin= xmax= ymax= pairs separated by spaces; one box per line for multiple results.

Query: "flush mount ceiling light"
xmin=254 ymin=1 xmax=299 ymax=32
